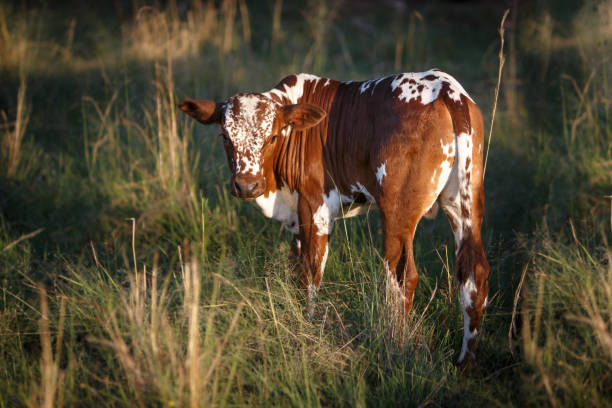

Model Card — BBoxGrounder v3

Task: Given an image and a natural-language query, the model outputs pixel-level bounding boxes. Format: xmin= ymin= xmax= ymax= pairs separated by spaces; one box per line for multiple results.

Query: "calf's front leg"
xmin=296 ymin=196 xmax=331 ymax=311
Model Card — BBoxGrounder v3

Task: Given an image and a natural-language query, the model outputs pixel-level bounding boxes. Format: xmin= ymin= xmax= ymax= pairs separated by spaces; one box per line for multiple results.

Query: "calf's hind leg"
xmin=380 ymin=211 xmax=422 ymax=316
xmin=439 ymin=161 xmax=489 ymax=363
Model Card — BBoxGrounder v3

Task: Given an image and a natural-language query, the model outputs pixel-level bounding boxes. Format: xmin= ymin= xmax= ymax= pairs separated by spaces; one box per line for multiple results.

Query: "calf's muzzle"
xmin=231 ymin=175 xmax=265 ymax=200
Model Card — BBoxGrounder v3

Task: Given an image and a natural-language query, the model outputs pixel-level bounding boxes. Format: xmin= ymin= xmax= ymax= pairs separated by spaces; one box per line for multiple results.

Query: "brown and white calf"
xmin=179 ymin=69 xmax=490 ymax=363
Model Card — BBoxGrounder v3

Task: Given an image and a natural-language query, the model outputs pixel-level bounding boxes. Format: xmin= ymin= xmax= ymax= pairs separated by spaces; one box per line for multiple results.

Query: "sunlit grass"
xmin=0 ymin=0 xmax=610 ymax=406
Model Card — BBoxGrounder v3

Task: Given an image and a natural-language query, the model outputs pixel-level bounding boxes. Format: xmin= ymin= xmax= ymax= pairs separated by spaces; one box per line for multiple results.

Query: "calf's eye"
xmin=270 ymin=135 xmax=278 ymax=144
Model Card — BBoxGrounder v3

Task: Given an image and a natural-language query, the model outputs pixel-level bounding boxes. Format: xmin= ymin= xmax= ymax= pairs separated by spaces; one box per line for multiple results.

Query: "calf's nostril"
xmin=235 ymin=181 xmax=259 ymax=195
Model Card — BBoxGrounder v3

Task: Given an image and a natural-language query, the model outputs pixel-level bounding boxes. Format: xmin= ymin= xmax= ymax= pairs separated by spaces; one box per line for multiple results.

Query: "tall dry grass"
xmin=82 ymin=57 xmax=201 ymax=231
xmin=0 ymin=6 xmax=80 ymax=74
xmin=520 ymin=222 xmax=612 ymax=406
xmin=28 ymin=289 xmax=66 ymax=408
xmin=1 ymin=78 xmax=29 ymax=179
xmin=123 ymin=0 xmax=252 ymax=60
xmin=59 ymin=232 xmax=374 ymax=406
xmin=0 ymin=7 xmax=37 ymax=73
xmin=87 ymin=243 xmax=244 ymax=407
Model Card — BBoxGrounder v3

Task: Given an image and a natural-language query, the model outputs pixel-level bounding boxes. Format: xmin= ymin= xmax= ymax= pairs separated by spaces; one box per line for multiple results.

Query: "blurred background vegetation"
xmin=0 ymin=0 xmax=610 ymax=406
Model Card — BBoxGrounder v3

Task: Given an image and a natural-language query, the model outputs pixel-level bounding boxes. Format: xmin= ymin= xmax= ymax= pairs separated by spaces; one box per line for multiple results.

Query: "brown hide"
xmin=179 ymin=70 xmax=490 ymax=364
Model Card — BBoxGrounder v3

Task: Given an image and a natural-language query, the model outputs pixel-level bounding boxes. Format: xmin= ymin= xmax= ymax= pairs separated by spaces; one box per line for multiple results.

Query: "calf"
xmin=179 ymin=69 xmax=489 ymax=363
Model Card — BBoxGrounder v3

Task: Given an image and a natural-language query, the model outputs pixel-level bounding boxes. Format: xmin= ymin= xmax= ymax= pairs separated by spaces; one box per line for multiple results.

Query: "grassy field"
xmin=0 ymin=0 xmax=611 ymax=406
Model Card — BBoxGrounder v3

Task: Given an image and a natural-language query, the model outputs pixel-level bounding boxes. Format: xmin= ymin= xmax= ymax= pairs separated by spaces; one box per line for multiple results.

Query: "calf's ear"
xmin=280 ymin=103 xmax=326 ymax=131
xmin=178 ymin=99 xmax=224 ymax=124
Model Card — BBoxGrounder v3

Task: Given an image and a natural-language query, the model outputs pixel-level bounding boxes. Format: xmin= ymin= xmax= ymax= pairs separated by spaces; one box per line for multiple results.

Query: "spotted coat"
xmin=179 ymin=69 xmax=490 ymax=364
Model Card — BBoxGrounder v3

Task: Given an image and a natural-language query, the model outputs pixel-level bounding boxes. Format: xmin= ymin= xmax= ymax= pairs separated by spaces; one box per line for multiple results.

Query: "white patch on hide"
xmin=458 ymin=275 xmax=477 ymax=363
xmin=376 ymin=162 xmax=387 ymax=185
xmin=456 ymin=130 xmax=473 ymax=230
xmin=431 ymin=138 xmax=455 ymax=197
xmin=460 ymin=276 xmax=476 ymax=310
xmin=341 ymin=194 xmax=353 ymax=204
xmin=458 ymin=307 xmax=477 ymax=363
xmin=441 ymin=139 xmax=455 ymax=158
xmin=264 ymin=73 xmax=322 ymax=104
xmin=254 ymin=182 xmax=299 ymax=233
xmin=319 ymin=244 xmax=329 ymax=280
xmin=223 ymin=94 xmax=278 ymax=176
xmin=439 ymin=159 xmax=466 ymax=253
xmin=313 ymin=189 xmax=342 ymax=236
xmin=390 ymin=69 xmax=474 ymax=106
xmin=281 ymin=126 xmax=291 ymax=138
xmin=439 ymin=128 xmax=474 ymax=254
xmin=360 ymin=80 xmax=374 ymax=94
xmin=360 ymin=76 xmax=391 ymax=95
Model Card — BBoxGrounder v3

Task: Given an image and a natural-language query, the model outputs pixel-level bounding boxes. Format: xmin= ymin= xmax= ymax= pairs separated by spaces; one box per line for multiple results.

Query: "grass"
xmin=0 ymin=0 xmax=610 ymax=406
xmin=517 ymin=221 xmax=612 ymax=406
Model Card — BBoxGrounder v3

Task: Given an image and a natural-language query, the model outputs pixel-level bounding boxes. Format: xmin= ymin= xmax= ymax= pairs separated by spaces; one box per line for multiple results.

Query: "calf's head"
xmin=178 ymin=93 xmax=325 ymax=200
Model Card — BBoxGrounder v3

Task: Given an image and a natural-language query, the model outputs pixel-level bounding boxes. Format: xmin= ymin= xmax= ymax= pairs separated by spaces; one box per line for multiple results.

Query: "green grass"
xmin=0 ymin=1 xmax=611 ymax=406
